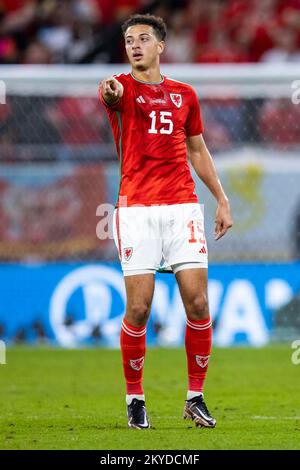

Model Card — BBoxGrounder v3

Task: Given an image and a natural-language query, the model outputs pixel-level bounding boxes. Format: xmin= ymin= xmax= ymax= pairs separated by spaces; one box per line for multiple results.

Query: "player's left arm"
xmin=187 ymin=134 xmax=233 ymax=240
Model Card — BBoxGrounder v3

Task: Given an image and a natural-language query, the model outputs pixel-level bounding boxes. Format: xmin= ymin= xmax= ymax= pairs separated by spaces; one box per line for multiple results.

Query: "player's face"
xmin=124 ymin=24 xmax=164 ymax=71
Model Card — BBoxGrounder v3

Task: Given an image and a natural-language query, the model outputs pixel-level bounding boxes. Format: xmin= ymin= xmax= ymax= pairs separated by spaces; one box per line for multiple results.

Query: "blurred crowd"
xmin=1 ymin=0 xmax=300 ymax=64
xmin=1 ymin=0 xmax=300 ymax=161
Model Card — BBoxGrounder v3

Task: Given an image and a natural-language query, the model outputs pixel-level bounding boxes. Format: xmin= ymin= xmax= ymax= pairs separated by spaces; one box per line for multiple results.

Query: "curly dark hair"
xmin=121 ymin=14 xmax=167 ymax=41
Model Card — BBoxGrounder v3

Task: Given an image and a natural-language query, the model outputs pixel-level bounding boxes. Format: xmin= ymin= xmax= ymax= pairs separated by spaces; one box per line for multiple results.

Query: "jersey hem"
xmin=116 ymin=198 xmax=199 ymax=208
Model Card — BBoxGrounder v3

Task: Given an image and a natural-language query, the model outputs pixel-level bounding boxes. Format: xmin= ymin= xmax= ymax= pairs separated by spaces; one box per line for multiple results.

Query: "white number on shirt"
xmin=148 ymin=111 xmax=173 ymax=135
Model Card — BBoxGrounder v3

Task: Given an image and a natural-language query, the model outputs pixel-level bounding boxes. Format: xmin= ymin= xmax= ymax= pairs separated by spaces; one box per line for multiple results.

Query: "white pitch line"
xmin=252 ymin=416 xmax=300 ymax=420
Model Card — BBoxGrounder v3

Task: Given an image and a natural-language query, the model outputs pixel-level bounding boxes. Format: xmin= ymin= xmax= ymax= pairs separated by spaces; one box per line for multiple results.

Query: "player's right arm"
xmin=100 ymin=77 xmax=124 ymax=106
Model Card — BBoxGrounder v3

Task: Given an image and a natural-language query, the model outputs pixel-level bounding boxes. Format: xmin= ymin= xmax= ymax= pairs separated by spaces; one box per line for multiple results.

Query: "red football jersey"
xmin=99 ymin=73 xmax=203 ymax=207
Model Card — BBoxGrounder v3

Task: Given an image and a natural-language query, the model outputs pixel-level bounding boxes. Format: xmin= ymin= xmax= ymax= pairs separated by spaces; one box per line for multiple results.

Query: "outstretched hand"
xmin=100 ymin=77 xmax=124 ymax=104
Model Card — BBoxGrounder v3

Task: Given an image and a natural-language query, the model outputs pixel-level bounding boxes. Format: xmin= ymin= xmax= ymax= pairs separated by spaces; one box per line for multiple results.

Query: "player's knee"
xmin=186 ymin=293 xmax=209 ymax=321
xmin=127 ymin=302 xmax=150 ymax=327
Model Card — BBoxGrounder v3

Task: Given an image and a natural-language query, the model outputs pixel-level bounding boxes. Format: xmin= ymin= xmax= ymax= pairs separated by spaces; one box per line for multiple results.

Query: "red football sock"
xmin=120 ymin=318 xmax=146 ymax=395
xmin=185 ymin=317 xmax=212 ymax=393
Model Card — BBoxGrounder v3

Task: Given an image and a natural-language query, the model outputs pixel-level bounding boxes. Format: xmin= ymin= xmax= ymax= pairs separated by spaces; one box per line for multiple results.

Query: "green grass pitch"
xmin=0 ymin=346 xmax=299 ymax=450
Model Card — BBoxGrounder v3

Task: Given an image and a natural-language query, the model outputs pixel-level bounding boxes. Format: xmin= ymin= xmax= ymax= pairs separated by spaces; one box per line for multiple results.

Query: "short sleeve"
xmin=98 ymin=75 xmax=127 ymax=112
xmin=185 ymin=88 xmax=204 ymax=137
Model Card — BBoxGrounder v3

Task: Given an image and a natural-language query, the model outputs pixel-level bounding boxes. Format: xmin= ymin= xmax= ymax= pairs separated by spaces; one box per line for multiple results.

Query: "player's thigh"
xmin=124 ymin=273 xmax=155 ymax=326
xmin=113 ymin=207 xmax=161 ymax=271
xmin=162 ymin=203 xmax=208 ymax=266
xmin=175 ymin=267 xmax=209 ymax=317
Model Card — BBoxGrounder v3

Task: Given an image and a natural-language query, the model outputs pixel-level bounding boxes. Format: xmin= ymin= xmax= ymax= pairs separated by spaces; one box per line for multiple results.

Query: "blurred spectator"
xmin=261 ymin=28 xmax=300 ymax=62
xmin=112 ymin=0 xmax=144 ymax=22
xmin=0 ymin=0 xmax=37 ymax=63
xmin=0 ymin=0 xmax=37 ymax=35
xmin=0 ymin=36 xmax=19 ymax=63
xmin=191 ymin=0 xmax=225 ymax=59
xmin=278 ymin=0 xmax=300 ymax=31
xmin=22 ymin=40 xmax=53 ymax=64
xmin=235 ymin=0 xmax=277 ymax=62
xmin=93 ymin=0 xmax=143 ymax=25
xmin=163 ymin=11 xmax=194 ymax=63
xmin=195 ymin=30 xmax=249 ymax=63
xmin=37 ymin=1 xmax=82 ymax=62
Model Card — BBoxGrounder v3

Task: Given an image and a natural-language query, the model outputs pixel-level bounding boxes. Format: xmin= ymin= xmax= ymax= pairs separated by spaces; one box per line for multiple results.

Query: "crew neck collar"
xmin=130 ymin=72 xmax=164 ymax=85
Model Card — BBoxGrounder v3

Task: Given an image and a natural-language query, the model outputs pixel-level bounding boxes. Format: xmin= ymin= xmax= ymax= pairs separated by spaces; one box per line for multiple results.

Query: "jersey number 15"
xmin=148 ymin=111 xmax=173 ymax=135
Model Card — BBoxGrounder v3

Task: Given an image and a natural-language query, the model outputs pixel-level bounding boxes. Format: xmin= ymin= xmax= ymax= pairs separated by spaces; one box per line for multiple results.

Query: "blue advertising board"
xmin=0 ymin=262 xmax=299 ymax=347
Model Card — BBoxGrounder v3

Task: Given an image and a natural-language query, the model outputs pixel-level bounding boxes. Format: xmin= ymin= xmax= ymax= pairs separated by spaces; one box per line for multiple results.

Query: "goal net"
xmin=1 ymin=63 xmax=300 ymax=262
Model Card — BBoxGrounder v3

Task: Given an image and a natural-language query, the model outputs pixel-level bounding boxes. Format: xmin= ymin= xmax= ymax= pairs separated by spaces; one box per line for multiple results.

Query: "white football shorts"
xmin=112 ymin=203 xmax=208 ymax=276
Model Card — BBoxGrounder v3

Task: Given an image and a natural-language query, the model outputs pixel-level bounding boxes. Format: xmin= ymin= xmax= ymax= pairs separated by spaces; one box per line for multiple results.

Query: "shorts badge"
xmin=124 ymin=247 xmax=133 ymax=261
